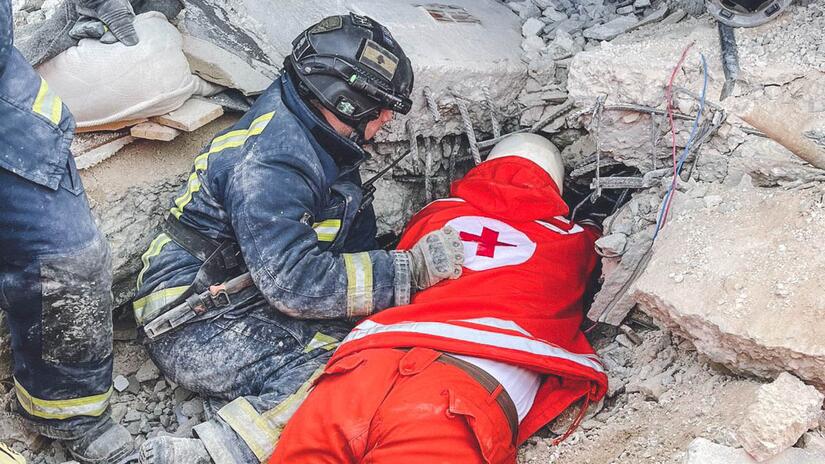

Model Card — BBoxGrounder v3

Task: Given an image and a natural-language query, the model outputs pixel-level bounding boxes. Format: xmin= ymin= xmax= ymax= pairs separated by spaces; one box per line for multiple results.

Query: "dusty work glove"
xmin=408 ymin=226 xmax=465 ymax=291
xmin=73 ymin=0 xmax=138 ymax=45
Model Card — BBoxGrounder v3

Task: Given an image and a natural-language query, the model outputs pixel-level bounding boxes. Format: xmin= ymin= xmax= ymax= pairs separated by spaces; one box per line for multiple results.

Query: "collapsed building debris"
xmin=736 ymin=373 xmax=824 ymax=462
xmin=632 ymin=181 xmax=825 ymax=387
xmin=3 ymin=0 xmax=824 ymax=462
xmin=684 ymin=437 xmax=825 ymax=464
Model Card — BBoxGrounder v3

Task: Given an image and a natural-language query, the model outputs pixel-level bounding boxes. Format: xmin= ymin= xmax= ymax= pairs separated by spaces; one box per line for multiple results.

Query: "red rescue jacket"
xmin=330 ymin=157 xmax=608 ymax=443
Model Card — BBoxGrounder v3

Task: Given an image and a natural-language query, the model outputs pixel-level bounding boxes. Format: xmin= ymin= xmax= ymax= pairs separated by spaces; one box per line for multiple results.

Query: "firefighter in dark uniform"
xmin=135 ymin=14 xmax=465 ymax=464
xmin=0 ymin=1 xmax=138 ymax=461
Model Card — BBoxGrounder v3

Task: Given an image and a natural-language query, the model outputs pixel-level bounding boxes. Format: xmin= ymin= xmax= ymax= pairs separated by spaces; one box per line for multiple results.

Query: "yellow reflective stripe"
xmin=132 ymin=285 xmax=189 ymax=325
xmin=217 ymin=398 xmax=277 ymax=462
xmin=137 ymin=233 xmax=171 ymax=288
xmin=169 ymin=172 xmax=202 ymax=219
xmin=32 ymin=78 xmax=63 ymax=124
xmin=193 ymin=112 xmax=276 ymax=171
xmin=343 ymin=252 xmax=373 ymax=318
xmin=302 ymin=331 xmax=339 ymax=353
xmin=174 ymin=111 xmax=275 ymax=218
xmin=312 ymin=219 xmax=341 ymax=242
xmin=261 ymin=365 xmax=324 ymax=435
xmin=0 ymin=442 xmax=26 ymax=464
xmin=14 ymin=378 xmax=111 ymax=420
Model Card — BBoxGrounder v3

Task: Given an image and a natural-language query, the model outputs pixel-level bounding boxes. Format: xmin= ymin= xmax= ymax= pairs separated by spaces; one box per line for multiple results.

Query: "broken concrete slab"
xmin=632 ymin=181 xmax=825 ymax=388
xmin=152 ymin=99 xmax=224 ymax=132
xmin=737 ymin=373 xmax=824 ymax=462
xmin=567 ymin=4 xmax=825 ymax=172
xmin=73 ymin=133 xmax=136 ymax=170
xmin=182 ymin=35 xmax=273 ymax=96
xmin=684 ymin=438 xmax=825 ymax=464
xmin=583 ymin=15 xmax=638 ymax=41
xmin=131 ymin=122 xmax=181 ymax=142
xmin=182 ymin=0 xmax=527 ymax=142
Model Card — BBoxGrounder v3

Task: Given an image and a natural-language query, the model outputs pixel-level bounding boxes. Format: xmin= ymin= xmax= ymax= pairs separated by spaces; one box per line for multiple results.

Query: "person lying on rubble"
xmin=133 ymin=14 xmax=464 ymax=464
xmin=271 ymin=133 xmax=610 ymax=464
xmin=0 ymin=1 xmax=139 ymax=462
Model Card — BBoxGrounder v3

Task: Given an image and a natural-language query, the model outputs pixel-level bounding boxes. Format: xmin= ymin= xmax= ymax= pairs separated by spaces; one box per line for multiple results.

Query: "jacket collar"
xmin=280 ymin=74 xmax=367 ymax=168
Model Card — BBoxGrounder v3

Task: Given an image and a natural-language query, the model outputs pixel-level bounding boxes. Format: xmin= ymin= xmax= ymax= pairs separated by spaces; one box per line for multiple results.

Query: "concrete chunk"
xmin=182 ymin=35 xmax=272 ymax=96
xmin=684 ymin=438 xmax=825 ymax=464
xmin=72 ymin=132 xmax=136 ymax=170
xmin=131 ymin=122 xmax=182 ymax=142
xmin=632 ymin=183 xmax=825 ymax=388
xmin=583 ymin=16 xmax=638 ymax=41
xmin=152 ymin=99 xmax=224 ymax=132
xmin=737 ymin=373 xmax=824 ymax=462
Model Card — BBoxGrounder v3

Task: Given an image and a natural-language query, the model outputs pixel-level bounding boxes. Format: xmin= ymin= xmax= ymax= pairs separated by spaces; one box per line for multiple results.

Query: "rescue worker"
xmin=272 ymin=133 xmax=610 ymax=463
xmin=0 ymin=0 xmax=138 ymax=462
xmin=135 ymin=14 xmax=464 ymax=463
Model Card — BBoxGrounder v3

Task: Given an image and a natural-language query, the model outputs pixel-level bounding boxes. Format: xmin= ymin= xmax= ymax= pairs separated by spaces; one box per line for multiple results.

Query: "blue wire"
xmin=653 ymin=52 xmax=709 ymax=240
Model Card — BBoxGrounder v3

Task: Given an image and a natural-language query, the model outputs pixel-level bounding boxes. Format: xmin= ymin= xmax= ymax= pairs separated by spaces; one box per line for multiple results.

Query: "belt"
xmin=436 ymin=353 xmax=519 ymax=444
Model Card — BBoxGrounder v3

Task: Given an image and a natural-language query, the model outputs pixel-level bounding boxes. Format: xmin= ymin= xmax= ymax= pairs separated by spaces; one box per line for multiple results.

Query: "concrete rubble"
xmin=5 ymin=0 xmax=825 ymax=463
xmin=684 ymin=437 xmax=825 ymax=464
xmin=736 ymin=373 xmax=824 ymax=461
xmin=632 ymin=181 xmax=825 ymax=388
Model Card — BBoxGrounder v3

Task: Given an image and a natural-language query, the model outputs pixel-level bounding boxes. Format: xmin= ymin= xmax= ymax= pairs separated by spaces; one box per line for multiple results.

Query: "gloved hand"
xmin=407 ymin=226 xmax=464 ymax=291
xmin=72 ymin=0 xmax=139 ymax=46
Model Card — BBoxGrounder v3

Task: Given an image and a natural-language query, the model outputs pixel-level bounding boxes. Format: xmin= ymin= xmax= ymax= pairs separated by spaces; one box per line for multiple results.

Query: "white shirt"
xmin=452 ymin=354 xmax=542 ymax=422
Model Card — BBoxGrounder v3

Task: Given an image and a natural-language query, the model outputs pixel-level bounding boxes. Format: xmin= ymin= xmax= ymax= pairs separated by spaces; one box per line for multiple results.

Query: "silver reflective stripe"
xmin=535 ymin=219 xmax=584 ymax=235
xmin=342 ymin=319 xmax=605 ymax=374
xmin=14 ymin=378 xmax=111 ymax=420
xmin=32 ymin=78 xmax=63 ymax=124
xmin=458 ymin=317 xmax=532 ymax=336
xmin=343 ymin=252 xmax=373 ymax=317
xmin=193 ymin=420 xmax=238 ymax=464
xmin=217 ymin=398 xmax=277 ymax=462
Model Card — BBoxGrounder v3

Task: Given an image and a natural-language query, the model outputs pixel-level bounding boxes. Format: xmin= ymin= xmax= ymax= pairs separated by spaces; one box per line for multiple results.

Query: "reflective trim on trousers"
xmin=217 ymin=398 xmax=279 ymax=462
xmin=132 ymin=285 xmax=189 ymax=325
xmin=136 ymin=233 xmax=171 ymax=288
xmin=341 ymin=318 xmax=606 ymax=374
xmin=14 ymin=378 xmax=111 ymax=420
xmin=343 ymin=252 xmax=373 ymax=318
xmin=214 ymin=366 xmax=325 ymax=462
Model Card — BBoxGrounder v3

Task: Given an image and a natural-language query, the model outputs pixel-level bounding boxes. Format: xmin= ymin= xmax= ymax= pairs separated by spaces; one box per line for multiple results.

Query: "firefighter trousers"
xmin=144 ymin=287 xmax=351 ymax=463
xmin=271 ymin=347 xmax=518 ymax=464
xmin=0 ymin=157 xmax=114 ymax=439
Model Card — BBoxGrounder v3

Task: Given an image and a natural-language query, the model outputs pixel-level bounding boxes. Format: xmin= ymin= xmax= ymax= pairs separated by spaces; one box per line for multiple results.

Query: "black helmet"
xmin=706 ymin=0 xmax=791 ymax=27
xmin=287 ymin=14 xmax=414 ymax=131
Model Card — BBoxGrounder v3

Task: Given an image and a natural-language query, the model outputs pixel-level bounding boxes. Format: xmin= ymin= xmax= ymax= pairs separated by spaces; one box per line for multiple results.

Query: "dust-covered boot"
xmin=65 ymin=418 xmax=135 ymax=464
xmin=139 ymin=436 xmax=212 ymax=464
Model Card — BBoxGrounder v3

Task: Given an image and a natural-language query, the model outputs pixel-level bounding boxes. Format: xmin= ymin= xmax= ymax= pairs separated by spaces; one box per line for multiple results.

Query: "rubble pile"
xmin=504 ymin=0 xmax=699 ymax=139
xmin=3 ymin=0 xmax=825 ymax=463
xmin=633 ymin=180 xmax=825 ymax=388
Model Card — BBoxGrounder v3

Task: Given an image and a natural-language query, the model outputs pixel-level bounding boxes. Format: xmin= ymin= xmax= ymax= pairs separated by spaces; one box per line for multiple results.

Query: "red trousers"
xmin=271 ymin=347 xmax=517 ymax=464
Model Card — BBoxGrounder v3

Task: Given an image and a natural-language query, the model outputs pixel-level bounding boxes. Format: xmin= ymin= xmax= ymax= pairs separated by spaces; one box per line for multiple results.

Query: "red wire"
xmin=661 ymin=42 xmax=694 ymax=228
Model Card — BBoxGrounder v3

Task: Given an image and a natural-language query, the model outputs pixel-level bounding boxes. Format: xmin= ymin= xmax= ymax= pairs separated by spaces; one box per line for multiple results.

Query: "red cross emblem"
xmin=459 ymin=227 xmax=516 ymax=258
xmin=447 ymin=216 xmax=536 ymax=271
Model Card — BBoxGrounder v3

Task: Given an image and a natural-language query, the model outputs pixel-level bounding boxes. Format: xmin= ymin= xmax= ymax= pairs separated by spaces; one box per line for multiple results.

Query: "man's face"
xmin=363 ymin=109 xmax=395 ymax=141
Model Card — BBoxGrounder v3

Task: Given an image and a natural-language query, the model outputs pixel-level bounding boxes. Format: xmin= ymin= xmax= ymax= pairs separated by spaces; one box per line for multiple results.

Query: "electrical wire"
xmin=653 ymin=49 xmax=709 ymax=240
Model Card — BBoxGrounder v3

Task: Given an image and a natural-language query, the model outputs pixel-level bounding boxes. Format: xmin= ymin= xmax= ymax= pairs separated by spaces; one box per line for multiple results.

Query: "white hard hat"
xmin=486 ymin=133 xmax=565 ymax=194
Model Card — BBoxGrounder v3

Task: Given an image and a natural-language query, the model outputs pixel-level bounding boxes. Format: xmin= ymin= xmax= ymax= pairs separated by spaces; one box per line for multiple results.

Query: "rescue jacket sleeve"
xmin=1 ymin=0 xmax=11 ymax=74
xmin=226 ymin=152 xmax=399 ymax=320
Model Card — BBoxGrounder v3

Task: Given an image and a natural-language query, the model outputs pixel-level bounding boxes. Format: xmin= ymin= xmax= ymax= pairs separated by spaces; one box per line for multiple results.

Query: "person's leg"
xmin=364 ymin=349 xmax=517 ymax=464
xmin=272 ymin=348 xmax=517 ymax=464
xmin=270 ymin=349 xmax=407 ymax=464
xmin=0 ymin=158 xmax=132 ymax=461
xmin=142 ymin=291 xmax=351 ymax=463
